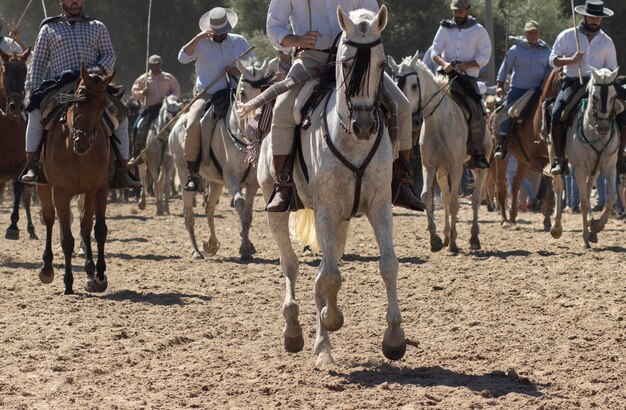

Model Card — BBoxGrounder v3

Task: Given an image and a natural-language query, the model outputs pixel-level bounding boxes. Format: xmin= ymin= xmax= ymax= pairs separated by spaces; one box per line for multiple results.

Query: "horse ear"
xmin=80 ymin=64 xmax=90 ymax=83
xmin=337 ymin=5 xmax=354 ymax=33
xmin=102 ymin=70 xmax=115 ymax=87
xmin=259 ymin=57 xmax=269 ymax=74
xmin=387 ymin=56 xmax=399 ymax=73
xmin=372 ymin=5 xmax=388 ymax=34
xmin=609 ymin=67 xmax=620 ymax=83
xmin=590 ymin=66 xmax=600 ymax=83
xmin=236 ymin=58 xmax=248 ymax=77
xmin=614 ymin=98 xmax=624 ymax=115
xmin=410 ymin=49 xmax=421 ymax=68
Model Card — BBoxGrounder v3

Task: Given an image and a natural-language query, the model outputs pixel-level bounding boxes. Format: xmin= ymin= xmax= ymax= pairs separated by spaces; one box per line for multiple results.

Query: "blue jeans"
xmin=498 ymin=87 xmax=528 ymax=136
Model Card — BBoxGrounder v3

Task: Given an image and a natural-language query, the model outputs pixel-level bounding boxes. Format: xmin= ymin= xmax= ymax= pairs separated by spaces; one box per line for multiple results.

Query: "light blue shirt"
xmin=178 ymin=33 xmax=253 ymax=94
xmin=497 ymin=37 xmax=552 ymax=89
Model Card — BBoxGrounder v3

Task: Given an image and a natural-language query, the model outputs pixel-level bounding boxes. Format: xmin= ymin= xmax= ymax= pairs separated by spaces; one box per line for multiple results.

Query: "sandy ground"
xmin=0 ymin=188 xmax=625 ymax=410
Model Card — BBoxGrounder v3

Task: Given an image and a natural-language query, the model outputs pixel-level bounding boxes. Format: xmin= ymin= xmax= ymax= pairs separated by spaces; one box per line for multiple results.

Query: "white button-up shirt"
xmin=267 ymin=0 xmax=379 ymax=52
xmin=549 ymin=27 xmax=616 ymax=78
xmin=178 ymin=33 xmax=252 ymax=94
xmin=431 ymin=19 xmax=491 ymax=78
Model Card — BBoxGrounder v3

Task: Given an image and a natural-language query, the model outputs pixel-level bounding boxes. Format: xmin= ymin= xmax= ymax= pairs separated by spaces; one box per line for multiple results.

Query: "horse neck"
xmin=416 ymin=69 xmax=455 ymax=120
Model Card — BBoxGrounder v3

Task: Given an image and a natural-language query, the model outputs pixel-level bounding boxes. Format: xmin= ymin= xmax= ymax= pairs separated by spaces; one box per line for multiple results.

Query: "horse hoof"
xmin=589 ymin=220 xmax=603 ymax=233
xmin=430 ymin=237 xmax=444 ymax=252
xmin=315 ymin=352 xmax=336 ymax=369
xmin=240 ymin=244 xmax=257 ymax=260
xmin=192 ymin=250 xmax=204 ymax=260
xmin=138 ymin=200 xmax=146 ymax=211
xmin=39 ymin=266 xmax=55 ymax=284
xmin=382 ymin=339 xmax=407 ymax=361
xmin=85 ymin=275 xmax=108 ymax=293
xmin=469 ymin=240 xmax=481 ymax=251
xmin=582 ymin=242 xmax=591 ymax=250
xmin=543 ymin=224 xmax=552 ymax=233
xmin=5 ymin=227 xmax=19 ymax=240
xmin=284 ymin=334 xmax=305 ymax=353
xmin=550 ymin=226 xmax=562 ymax=239
xmin=447 ymin=245 xmax=460 ymax=254
xmin=29 ymin=232 xmax=39 ymax=240
xmin=320 ymin=306 xmax=344 ymax=332
xmin=203 ymin=240 xmax=220 ymax=256
xmin=589 ymin=232 xmax=598 ymax=243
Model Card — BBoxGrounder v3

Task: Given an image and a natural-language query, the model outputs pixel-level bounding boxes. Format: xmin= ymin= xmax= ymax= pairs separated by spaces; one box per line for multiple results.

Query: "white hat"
xmin=199 ymin=7 xmax=238 ymax=35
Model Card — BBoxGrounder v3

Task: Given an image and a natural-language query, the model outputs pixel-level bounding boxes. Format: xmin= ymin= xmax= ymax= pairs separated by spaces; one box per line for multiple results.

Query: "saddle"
xmin=203 ymin=88 xmax=232 ymax=119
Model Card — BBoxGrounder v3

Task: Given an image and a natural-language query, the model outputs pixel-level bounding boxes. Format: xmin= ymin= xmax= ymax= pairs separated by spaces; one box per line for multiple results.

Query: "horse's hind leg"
xmin=202 ymin=182 xmax=222 ymax=256
xmin=446 ymin=169 xmax=462 ymax=253
xmin=542 ymin=175 xmax=554 ymax=232
xmin=79 ymin=194 xmax=97 ymax=289
xmin=5 ymin=180 xmax=24 ymax=240
xmin=237 ymin=183 xmax=258 ymax=259
xmin=438 ymin=171 xmax=452 ymax=247
xmin=422 ymin=167 xmax=443 ymax=252
xmin=510 ymin=161 xmax=529 ymax=225
xmin=137 ymin=163 xmax=148 ymax=210
xmin=37 ymin=185 xmax=55 ymax=284
xmin=470 ymin=168 xmax=488 ymax=250
xmin=87 ymin=187 xmax=108 ymax=292
xmin=590 ymin=165 xmax=617 ymax=240
xmin=550 ymin=173 xmax=565 ymax=240
xmin=495 ymin=158 xmax=509 ymax=224
xmin=22 ymin=185 xmax=38 ymax=239
xmin=182 ymin=190 xmax=203 ymax=259
xmin=53 ymin=189 xmax=75 ymax=294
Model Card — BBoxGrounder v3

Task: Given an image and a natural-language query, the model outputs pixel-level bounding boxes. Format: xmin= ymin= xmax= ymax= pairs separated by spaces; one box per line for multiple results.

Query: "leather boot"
xmin=493 ymin=132 xmax=508 ymax=160
xmin=20 ymin=152 xmax=45 ymax=184
xmin=111 ymin=159 xmax=142 ymax=189
xmin=183 ymin=160 xmax=201 ymax=192
xmin=617 ymin=124 xmax=626 ymax=174
xmin=550 ymin=123 xmax=568 ymax=175
xmin=392 ymin=150 xmax=426 ymax=211
xmin=265 ymin=154 xmax=295 ymax=212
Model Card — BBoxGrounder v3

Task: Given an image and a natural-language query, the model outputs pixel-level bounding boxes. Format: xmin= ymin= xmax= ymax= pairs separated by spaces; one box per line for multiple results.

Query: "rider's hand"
xmin=141 ymin=88 xmax=150 ymax=96
xmin=496 ymin=87 xmax=505 ymax=99
xmin=297 ymin=31 xmax=322 ymax=49
xmin=7 ymin=22 xmax=20 ymax=40
xmin=570 ymin=51 xmax=584 ymax=64
xmin=443 ymin=61 xmax=455 ymax=74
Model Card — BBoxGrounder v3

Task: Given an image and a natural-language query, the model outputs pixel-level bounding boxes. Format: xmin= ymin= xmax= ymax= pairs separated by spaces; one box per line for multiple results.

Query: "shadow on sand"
xmin=101 ymin=289 xmax=212 ymax=305
xmin=336 ymin=364 xmax=543 ymax=398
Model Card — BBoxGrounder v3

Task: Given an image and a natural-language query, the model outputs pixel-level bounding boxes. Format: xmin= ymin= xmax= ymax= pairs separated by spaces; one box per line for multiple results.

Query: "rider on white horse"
xmin=264 ymin=0 xmax=425 ymax=212
xmin=178 ymin=7 xmax=253 ymax=192
xmin=431 ymin=0 xmax=492 ymax=169
xmin=129 ymin=55 xmax=181 ymax=165
xmin=549 ymin=0 xmax=626 ymax=175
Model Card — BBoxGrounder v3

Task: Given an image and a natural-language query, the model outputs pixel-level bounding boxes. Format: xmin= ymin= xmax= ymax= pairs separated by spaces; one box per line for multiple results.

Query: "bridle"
xmin=68 ymin=86 xmax=106 ymax=151
xmin=0 ymin=59 xmax=27 ymax=117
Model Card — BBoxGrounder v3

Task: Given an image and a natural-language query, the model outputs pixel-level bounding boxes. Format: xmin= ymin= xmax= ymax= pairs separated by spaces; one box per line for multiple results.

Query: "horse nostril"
xmin=8 ymin=102 xmax=16 ymax=110
xmin=352 ymin=121 xmax=360 ymax=135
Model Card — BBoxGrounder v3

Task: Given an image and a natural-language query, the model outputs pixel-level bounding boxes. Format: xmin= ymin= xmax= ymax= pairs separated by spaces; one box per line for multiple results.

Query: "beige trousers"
xmin=270 ymin=49 xmax=412 ymax=155
xmin=184 ymin=97 xmax=208 ymax=162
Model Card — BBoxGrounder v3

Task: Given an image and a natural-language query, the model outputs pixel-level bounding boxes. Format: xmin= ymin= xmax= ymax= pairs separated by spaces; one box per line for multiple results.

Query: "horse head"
xmin=71 ymin=65 xmax=114 ymax=155
xmin=337 ymin=5 xmax=387 ymax=140
xmin=236 ymin=58 xmax=276 ymax=103
xmin=388 ymin=50 xmax=422 ymax=127
xmin=0 ymin=48 xmax=31 ymax=116
xmin=588 ymin=67 xmax=622 ymax=134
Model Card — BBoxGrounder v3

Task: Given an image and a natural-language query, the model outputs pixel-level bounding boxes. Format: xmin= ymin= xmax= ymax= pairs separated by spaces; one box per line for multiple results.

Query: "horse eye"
xmin=411 ymin=84 xmax=418 ymax=90
xmin=342 ymin=61 xmax=350 ymax=70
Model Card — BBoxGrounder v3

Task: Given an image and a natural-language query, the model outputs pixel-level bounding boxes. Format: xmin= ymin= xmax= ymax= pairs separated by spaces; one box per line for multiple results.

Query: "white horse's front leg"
xmin=550 ymin=175 xmax=565 ymax=239
xmin=137 ymin=162 xmax=148 ymax=210
xmin=438 ymin=171 xmax=452 ymax=247
xmin=367 ymin=202 xmax=405 ymax=361
xmin=422 ymin=166 xmax=443 ymax=252
xmin=182 ymin=190 xmax=203 ymax=259
xmin=470 ymin=168 xmax=488 ymax=250
xmin=237 ymin=183 xmax=258 ymax=259
xmin=447 ymin=169 xmax=462 ymax=253
xmin=590 ymin=165 xmax=617 ymax=241
xmin=576 ymin=168 xmax=593 ymax=248
xmin=203 ymin=182 xmax=223 ymax=256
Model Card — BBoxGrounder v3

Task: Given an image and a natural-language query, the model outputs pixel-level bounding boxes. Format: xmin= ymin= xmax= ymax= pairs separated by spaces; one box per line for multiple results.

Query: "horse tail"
xmin=289 ymin=208 xmax=320 ymax=253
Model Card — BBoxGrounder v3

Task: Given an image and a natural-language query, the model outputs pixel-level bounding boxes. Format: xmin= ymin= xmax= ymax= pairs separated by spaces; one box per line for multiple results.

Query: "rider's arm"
xmin=266 ymin=0 xmax=293 ymax=52
xmin=131 ymin=75 xmax=146 ymax=100
xmin=25 ymin=26 xmax=51 ymax=92
xmin=179 ymin=32 xmax=211 ymax=62
xmin=94 ymin=22 xmax=116 ymax=75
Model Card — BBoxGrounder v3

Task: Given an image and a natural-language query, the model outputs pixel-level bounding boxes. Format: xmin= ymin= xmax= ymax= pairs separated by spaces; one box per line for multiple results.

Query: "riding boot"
xmin=265 ymin=154 xmax=296 ymax=212
xmin=20 ymin=152 xmax=45 ymax=184
xmin=111 ymin=159 xmax=142 ymax=189
xmin=493 ymin=132 xmax=508 ymax=160
xmin=617 ymin=124 xmax=626 ymax=174
xmin=391 ymin=150 xmax=426 ymax=211
xmin=550 ymin=123 xmax=568 ymax=175
xmin=183 ymin=160 xmax=201 ymax=192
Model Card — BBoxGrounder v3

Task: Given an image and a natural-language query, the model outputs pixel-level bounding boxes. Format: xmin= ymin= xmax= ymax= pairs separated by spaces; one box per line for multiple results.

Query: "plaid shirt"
xmin=25 ymin=17 xmax=116 ymax=91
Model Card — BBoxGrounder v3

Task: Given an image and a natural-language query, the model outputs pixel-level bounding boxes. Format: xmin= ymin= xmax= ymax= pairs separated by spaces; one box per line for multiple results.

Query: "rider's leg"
xmin=495 ymin=87 xmax=526 ymax=160
xmin=112 ymin=117 xmax=142 ymax=189
xmin=183 ymin=98 xmax=208 ymax=192
xmin=21 ymin=109 xmax=44 ymax=183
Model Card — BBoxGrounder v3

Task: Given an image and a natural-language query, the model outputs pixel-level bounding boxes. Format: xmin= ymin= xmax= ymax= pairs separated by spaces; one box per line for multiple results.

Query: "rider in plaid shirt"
xmin=22 ymin=0 xmax=140 ymax=188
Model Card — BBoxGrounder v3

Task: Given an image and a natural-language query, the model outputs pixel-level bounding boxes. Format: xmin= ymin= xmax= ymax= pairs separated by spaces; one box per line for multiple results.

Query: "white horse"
xmin=388 ymin=51 xmax=492 ymax=252
xmin=258 ymin=6 xmax=405 ymax=366
xmin=137 ymin=95 xmax=182 ymax=215
xmin=549 ymin=67 xmax=623 ymax=248
xmin=170 ymin=59 xmax=274 ymax=259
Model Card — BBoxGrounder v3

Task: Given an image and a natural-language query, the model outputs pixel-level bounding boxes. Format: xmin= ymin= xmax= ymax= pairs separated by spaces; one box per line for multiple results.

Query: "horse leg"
xmin=53 ymin=189 xmax=75 ymax=295
xmin=550 ymin=173 xmax=565 ymax=240
xmin=334 ymin=220 xmax=350 ymax=263
xmin=37 ymin=185 xmax=55 ymax=284
xmin=238 ymin=183 xmax=258 ymax=259
xmin=86 ymin=187 xmax=108 ymax=292
xmin=22 ymin=185 xmax=38 ymax=240
xmin=79 ymin=193 xmax=96 ymax=287
xmin=470 ymin=168 xmax=488 ymax=250
xmin=438 ymin=171 xmax=451 ymax=247
xmin=202 ymin=182 xmax=222 ymax=256
xmin=495 ymin=158 xmax=509 ymax=224
xmin=5 ymin=180 xmax=24 ymax=240
xmin=590 ymin=165 xmax=617 ymax=239
xmin=137 ymin=163 xmax=147 ymax=210
xmin=152 ymin=159 xmax=165 ymax=216
xmin=162 ymin=157 xmax=173 ymax=215
xmin=422 ymin=167 xmax=443 ymax=252
xmin=542 ymin=175 xmax=554 ymax=232
xmin=510 ymin=162 xmax=529 ymax=225
xmin=367 ymin=204 xmax=405 ymax=360
xmin=447 ymin=169 xmax=462 ymax=253
xmin=182 ymin=189 xmax=203 ymax=259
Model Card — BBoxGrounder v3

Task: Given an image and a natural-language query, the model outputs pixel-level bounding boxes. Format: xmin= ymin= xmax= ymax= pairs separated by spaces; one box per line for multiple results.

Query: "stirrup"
xmin=493 ymin=145 xmax=507 ymax=160
xmin=467 ymin=154 xmax=490 ymax=169
xmin=184 ymin=174 xmax=201 ymax=192
xmin=550 ymin=159 xmax=568 ymax=175
xmin=392 ymin=177 xmax=426 ymax=212
xmin=265 ymin=180 xmax=302 ymax=212
xmin=18 ymin=161 xmax=47 ymax=185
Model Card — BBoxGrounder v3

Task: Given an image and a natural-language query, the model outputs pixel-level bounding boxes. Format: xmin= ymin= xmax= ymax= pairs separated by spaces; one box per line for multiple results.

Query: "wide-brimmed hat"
xmin=575 ymin=0 xmax=613 ymax=17
xmin=199 ymin=7 xmax=238 ymax=34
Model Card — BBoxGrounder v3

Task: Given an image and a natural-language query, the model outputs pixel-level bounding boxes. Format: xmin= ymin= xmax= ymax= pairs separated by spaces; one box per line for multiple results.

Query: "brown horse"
xmin=492 ymin=69 xmax=562 ymax=230
xmin=37 ymin=66 xmax=114 ymax=295
xmin=0 ymin=48 xmax=37 ymax=240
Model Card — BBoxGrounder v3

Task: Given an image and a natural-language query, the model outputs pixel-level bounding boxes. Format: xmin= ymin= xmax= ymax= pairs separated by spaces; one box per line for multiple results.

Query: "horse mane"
xmin=540 ymin=69 xmax=562 ymax=101
xmin=413 ymin=58 xmax=448 ymax=89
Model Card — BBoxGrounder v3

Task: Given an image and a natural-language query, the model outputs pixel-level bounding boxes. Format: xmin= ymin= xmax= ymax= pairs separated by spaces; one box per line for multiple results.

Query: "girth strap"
xmin=321 ymin=97 xmax=384 ymax=219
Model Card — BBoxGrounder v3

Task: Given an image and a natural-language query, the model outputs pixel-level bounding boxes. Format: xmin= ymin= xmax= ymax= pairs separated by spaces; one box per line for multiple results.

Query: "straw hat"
xmin=199 ymin=7 xmax=238 ymax=34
